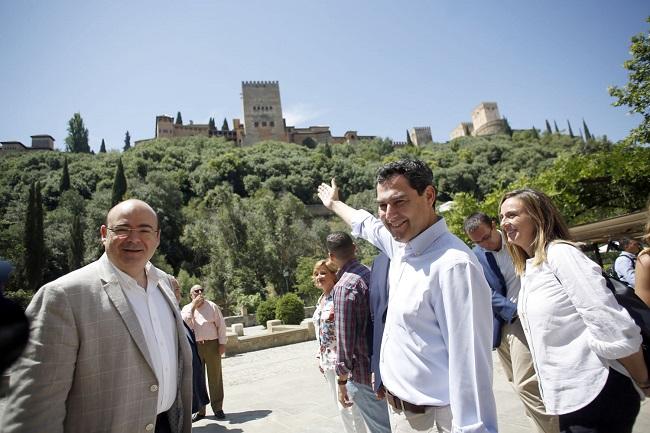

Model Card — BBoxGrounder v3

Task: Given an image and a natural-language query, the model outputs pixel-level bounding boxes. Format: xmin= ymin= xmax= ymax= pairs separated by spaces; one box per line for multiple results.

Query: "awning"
xmin=569 ymin=210 xmax=647 ymax=244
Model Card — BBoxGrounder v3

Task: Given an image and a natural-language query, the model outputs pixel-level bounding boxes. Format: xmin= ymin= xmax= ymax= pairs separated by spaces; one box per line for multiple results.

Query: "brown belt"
xmin=384 ymin=388 xmax=430 ymax=414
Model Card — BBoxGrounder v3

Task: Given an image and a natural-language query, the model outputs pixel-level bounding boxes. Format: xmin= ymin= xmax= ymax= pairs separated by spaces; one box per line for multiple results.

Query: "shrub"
xmin=256 ymin=297 xmax=278 ymax=326
xmin=275 ymin=292 xmax=305 ymax=325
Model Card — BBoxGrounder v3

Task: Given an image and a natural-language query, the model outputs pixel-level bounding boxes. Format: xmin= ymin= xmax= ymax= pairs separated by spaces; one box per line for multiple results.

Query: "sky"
xmin=1 ymin=0 xmax=648 ymax=152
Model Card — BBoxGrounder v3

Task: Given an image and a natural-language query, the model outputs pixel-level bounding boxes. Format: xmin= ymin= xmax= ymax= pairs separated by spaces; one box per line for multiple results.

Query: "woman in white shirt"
xmin=312 ymin=259 xmax=367 ymax=433
xmin=499 ymin=188 xmax=649 ymax=433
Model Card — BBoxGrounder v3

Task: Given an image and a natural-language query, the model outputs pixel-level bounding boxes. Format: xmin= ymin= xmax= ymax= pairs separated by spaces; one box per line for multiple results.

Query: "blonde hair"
xmin=312 ymin=259 xmax=338 ymax=282
xmin=500 ymin=188 xmax=571 ymax=275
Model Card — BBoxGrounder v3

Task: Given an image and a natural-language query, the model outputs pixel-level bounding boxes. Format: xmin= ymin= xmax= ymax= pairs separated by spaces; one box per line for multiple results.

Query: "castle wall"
xmin=409 ymin=127 xmax=432 ymax=146
xmin=472 ymin=102 xmax=500 ymax=131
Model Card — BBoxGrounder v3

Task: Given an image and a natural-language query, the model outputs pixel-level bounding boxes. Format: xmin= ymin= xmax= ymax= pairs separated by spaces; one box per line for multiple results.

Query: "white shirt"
xmin=519 ymin=242 xmax=642 ymax=414
xmin=351 ymin=210 xmax=497 ymax=433
xmin=614 ymin=251 xmax=637 ymax=287
xmin=111 ymin=262 xmax=179 ymax=414
xmin=493 ymin=230 xmax=520 ymax=303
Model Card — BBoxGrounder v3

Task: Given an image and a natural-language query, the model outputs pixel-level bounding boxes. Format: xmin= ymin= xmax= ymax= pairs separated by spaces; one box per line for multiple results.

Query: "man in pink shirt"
xmin=181 ymin=285 xmax=228 ymax=421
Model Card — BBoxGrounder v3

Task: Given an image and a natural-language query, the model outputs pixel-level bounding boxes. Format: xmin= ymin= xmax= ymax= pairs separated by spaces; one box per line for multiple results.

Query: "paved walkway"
xmin=193 ymin=340 xmax=650 ymax=432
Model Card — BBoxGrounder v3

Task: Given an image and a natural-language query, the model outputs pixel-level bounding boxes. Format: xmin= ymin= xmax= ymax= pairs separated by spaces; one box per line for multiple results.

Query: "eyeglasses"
xmin=192 ymin=289 xmax=204 ymax=294
xmin=107 ymin=226 xmax=159 ymax=239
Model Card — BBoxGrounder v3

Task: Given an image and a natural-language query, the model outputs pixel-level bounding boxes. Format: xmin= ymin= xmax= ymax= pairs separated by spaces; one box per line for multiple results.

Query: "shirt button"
xmin=150 ymin=384 xmax=158 ymax=392
xmin=145 ymin=423 xmax=154 ymax=431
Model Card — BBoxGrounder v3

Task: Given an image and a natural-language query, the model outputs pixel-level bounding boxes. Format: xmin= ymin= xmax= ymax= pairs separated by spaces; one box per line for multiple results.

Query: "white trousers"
xmin=388 ymin=402 xmax=452 ymax=433
xmin=323 ymin=368 xmax=368 ymax=433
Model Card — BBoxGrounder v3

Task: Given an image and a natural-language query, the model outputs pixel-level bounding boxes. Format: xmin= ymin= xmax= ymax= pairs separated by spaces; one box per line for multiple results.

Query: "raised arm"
xmin=317 ymin=178 xmax=359 ymax=227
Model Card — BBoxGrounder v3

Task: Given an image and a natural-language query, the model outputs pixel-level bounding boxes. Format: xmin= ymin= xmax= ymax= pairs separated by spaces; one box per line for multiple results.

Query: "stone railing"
xmin=224 ymin=319 xmax=316 ymax=355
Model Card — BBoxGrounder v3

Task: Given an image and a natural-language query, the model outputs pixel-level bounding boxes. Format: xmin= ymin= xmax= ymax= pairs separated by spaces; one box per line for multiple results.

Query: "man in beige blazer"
xmin=0 ymin=199 xmax=192 ymax=433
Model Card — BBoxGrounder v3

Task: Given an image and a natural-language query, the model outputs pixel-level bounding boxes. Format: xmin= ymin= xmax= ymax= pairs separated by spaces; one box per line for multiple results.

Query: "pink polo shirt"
xmin=181 ymin=300 xmax=228 ymax=344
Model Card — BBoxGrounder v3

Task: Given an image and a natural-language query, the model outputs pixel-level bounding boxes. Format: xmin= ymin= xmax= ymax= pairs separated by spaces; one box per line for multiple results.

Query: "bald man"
xmin=1 ymin=199 xmax=192 ymax=433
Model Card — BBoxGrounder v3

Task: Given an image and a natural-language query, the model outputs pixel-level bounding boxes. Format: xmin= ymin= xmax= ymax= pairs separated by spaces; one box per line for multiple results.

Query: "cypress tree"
xmin=567 ymin=120 xmax=574 ymax=138
xmin=582 ymin=119 xmax=593 ymax=141
xmin=123 ymin=131 xmax=131 ymax=151
xmin=68 ymin=212 xmax=84 ymax=271
xmin=531 ymin=126 xmax=539 ymax=139
xmin=111 ymin=158 xmax=127 ymax=206
xmin=175 ymin=112 xmax=183 ymax=125
xmin=553 ymin=120 xmax=560 ymax=133
xmin=208 ymin=117 xmax=216 ymax=131
xmin=24 ymin=181 xmax=45 ymax=292
xmin=545 ymin=120 xmax=552 ymax=134
xmin=222 ymin=118 xmax=229 ymax=132
xmin=59 ymin=157 xmax=71 ymax=193
xmin=406 ymin=130 xmax=413 ymax=145
xmin=99 ymin=138 xmax=107 ymax=153
xmin=503 ymin=117 xmax=513 ymax=136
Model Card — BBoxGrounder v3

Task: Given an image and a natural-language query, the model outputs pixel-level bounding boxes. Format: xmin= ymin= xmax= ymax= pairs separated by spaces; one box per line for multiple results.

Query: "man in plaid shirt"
xmin=327 ymin=232 xmax=391 ymax=433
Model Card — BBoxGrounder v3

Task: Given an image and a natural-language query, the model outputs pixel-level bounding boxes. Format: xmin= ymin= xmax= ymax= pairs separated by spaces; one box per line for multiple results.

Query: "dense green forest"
xmin=1 ymin=130 xmax=649 ymax=312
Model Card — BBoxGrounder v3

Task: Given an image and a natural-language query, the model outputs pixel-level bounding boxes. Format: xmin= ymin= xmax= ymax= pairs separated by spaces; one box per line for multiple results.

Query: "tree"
xmin=59 ymin=157 xmax=70 ymax=193
xmin=99 ymin=139 xmax=107 ymax=153
xmin=175 ymin=111 xmax=183 ymax=125
xmin=553 ymin=120 xmax=560 ymax=133
xmin=65 ymin=112 xmax=90 ymax=153
xmin=583 ymin=119 xmax=593 ymax=141
xmin=545 ymin=120 xmax=552 ymax=135
xmin=406 ymin=130 xmax=413 ymax=145
xmin=567 ymin=120 xmax=574 ymax=138
xmin=503 ymin=117 xmax=513 ymax=137
xmin=222 ymin=118 xmax=229 ymax=132
xmin=68 ymin=212 xmax=84 ymax=271
xmin=123 ymin=131 xmax=131 ymax=151
xmin=111 ymin=158 xmax=127 ymax=206
xmin=208 ymin=117 xmax=216 ymax=131
xmin=24 ymin=181 xmax=45 ymax=292
xmin=609 ymin=17 xmax=650 ymax=144
xmin=531 ymin=126 xmax=539 ymax=139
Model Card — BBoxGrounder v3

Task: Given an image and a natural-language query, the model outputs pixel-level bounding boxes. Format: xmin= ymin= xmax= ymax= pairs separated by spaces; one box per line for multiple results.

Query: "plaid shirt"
xmin=333 ymin=258 xmax=372 ymax=386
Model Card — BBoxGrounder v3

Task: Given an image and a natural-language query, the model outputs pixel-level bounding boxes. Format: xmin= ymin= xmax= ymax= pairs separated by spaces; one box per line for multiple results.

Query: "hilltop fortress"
xmin=150 ymin=81 xmax=376 ymax=147
xmin=450 ymin=102 xmax=508 ymax=139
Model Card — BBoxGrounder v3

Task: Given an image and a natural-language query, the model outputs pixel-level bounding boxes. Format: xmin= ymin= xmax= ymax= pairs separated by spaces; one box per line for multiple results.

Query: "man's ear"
xmin=425 ymin=185 xmax=436 ymax=205
xmin=100 ymin=225 xmax=108 ymax=243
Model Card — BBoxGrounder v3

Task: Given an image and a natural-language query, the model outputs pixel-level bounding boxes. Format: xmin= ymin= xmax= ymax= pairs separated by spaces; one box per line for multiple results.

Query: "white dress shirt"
xmin=111 ymin=262 xmax=179 ymax=414
xmin=519 ymin=242 xmax=642 ymax=414
xmin=351 ymin=210 xmax=497 ymax=433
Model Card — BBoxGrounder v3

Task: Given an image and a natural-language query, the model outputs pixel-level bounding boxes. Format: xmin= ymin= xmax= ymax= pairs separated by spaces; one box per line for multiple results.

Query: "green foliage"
xmin=567 ymin=120 xmax=574 ymax=138
xmin=99 ymin=139 xmax=107 ymax=153
xmin=24 ymin=181 xmax=45 ymax=292
xmin=609 ymin=17 xmax=650 ymax=144
xmin=294 ymin=255 xmax=322 ymax=305
xmin=111 ymin=158 xmax=127 ymax=206
xmin=222 ymin=118 xmax=229 ymax=132
xmin=59 ymin=157 xmax=70 ymax=193
xmin=256 ymin=297 xmax=278 ymax=326
xmin=545 ymin=120 xmax=552 ymax=135
xmin=582 ymin=119 xmax=592 ymax=141
xmin=65 ymin=112 xmax=90 ymax=153
xmin=68 ymin=212 xmax=84 ymax=271
xmin=208 ymin=117 xmax=216 ymax=131
xmin=123 ymin=131 xmax=131 ymax=151
xmin=175 ymin=111 xmax=182 ymax=125
xmin=275 ymin=292 xmax=305 ymax=325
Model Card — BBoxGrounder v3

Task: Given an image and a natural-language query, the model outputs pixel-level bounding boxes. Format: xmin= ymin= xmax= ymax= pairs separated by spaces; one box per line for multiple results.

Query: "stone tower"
xmin=242 ymin=81 xmax=286 ymax=146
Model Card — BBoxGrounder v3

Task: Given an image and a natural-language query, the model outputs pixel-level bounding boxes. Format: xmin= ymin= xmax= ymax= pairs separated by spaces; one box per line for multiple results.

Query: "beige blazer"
xmin=0 ymin=254 xmax=192 ymax=433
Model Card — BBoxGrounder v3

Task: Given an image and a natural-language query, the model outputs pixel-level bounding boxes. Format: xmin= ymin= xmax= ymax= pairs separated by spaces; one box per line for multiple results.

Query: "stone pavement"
xmin=193 ymin=340 xmax=650 ymax=432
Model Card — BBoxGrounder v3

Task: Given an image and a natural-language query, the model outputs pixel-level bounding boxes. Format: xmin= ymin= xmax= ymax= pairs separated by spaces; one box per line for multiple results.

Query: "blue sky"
xmin=1 ymin=0 xmax=647 ymax=152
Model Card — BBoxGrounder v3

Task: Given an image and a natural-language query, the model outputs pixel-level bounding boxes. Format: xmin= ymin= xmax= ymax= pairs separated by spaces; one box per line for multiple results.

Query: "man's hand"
xmin=338 ymin=383 xmax=353 ymax=408
xmin=218 ymin=344 xmax=226 ymax=356
xmin=317 ymin=178 xmax=340 ymax=209
xmin=375 ymin=385 xmax=386 ymax=400
xmin=191 ymin=294 xmax=204 ymax=309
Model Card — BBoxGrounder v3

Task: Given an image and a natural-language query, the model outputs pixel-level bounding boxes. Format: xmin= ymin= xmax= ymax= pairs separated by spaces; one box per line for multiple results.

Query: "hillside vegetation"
xmin=1 ymin=131 xmax=648 ymax=311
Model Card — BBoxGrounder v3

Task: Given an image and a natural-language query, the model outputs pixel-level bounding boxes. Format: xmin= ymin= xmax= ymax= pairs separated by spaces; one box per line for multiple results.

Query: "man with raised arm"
xmin=1 ymin=199 xmax=192 ymax=433
xmin=317 ymin=159 xmax=497 ymax=433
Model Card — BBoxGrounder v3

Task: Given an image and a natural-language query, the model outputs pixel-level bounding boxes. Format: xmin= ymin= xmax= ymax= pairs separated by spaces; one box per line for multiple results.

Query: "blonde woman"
xmin=312 ymin=259 xmax=367 ymax=433
xmin=499 ymin=188 xmax=648 ymax=433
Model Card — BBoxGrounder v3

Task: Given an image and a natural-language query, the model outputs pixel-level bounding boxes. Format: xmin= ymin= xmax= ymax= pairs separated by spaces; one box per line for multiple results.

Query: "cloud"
xmin=283 ymin=103 xmax=328 ymax=127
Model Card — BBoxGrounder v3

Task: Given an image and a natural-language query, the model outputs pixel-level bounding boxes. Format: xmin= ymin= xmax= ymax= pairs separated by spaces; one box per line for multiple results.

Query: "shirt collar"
xmin=108 ymin=260 xmax=159 ymax=290
xmin=405 ymin=216 xmax=449 ymax=256
xmin=338 ymin=258 xmax=361 ymax=277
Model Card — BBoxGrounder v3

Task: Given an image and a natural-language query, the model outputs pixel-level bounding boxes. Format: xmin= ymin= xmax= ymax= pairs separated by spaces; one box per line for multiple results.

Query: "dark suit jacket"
xmin=473 ymin=246 xmax=517 ymax=349
xmin=368 ymin=253 xmax=390 ymax=393
xmin=183 ymin=322 xmax=210 ymax=413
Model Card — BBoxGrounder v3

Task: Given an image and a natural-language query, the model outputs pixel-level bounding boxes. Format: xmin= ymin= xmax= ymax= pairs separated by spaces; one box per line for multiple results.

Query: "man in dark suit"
xmin=368 ymin=253 xmax=389 ymax=398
